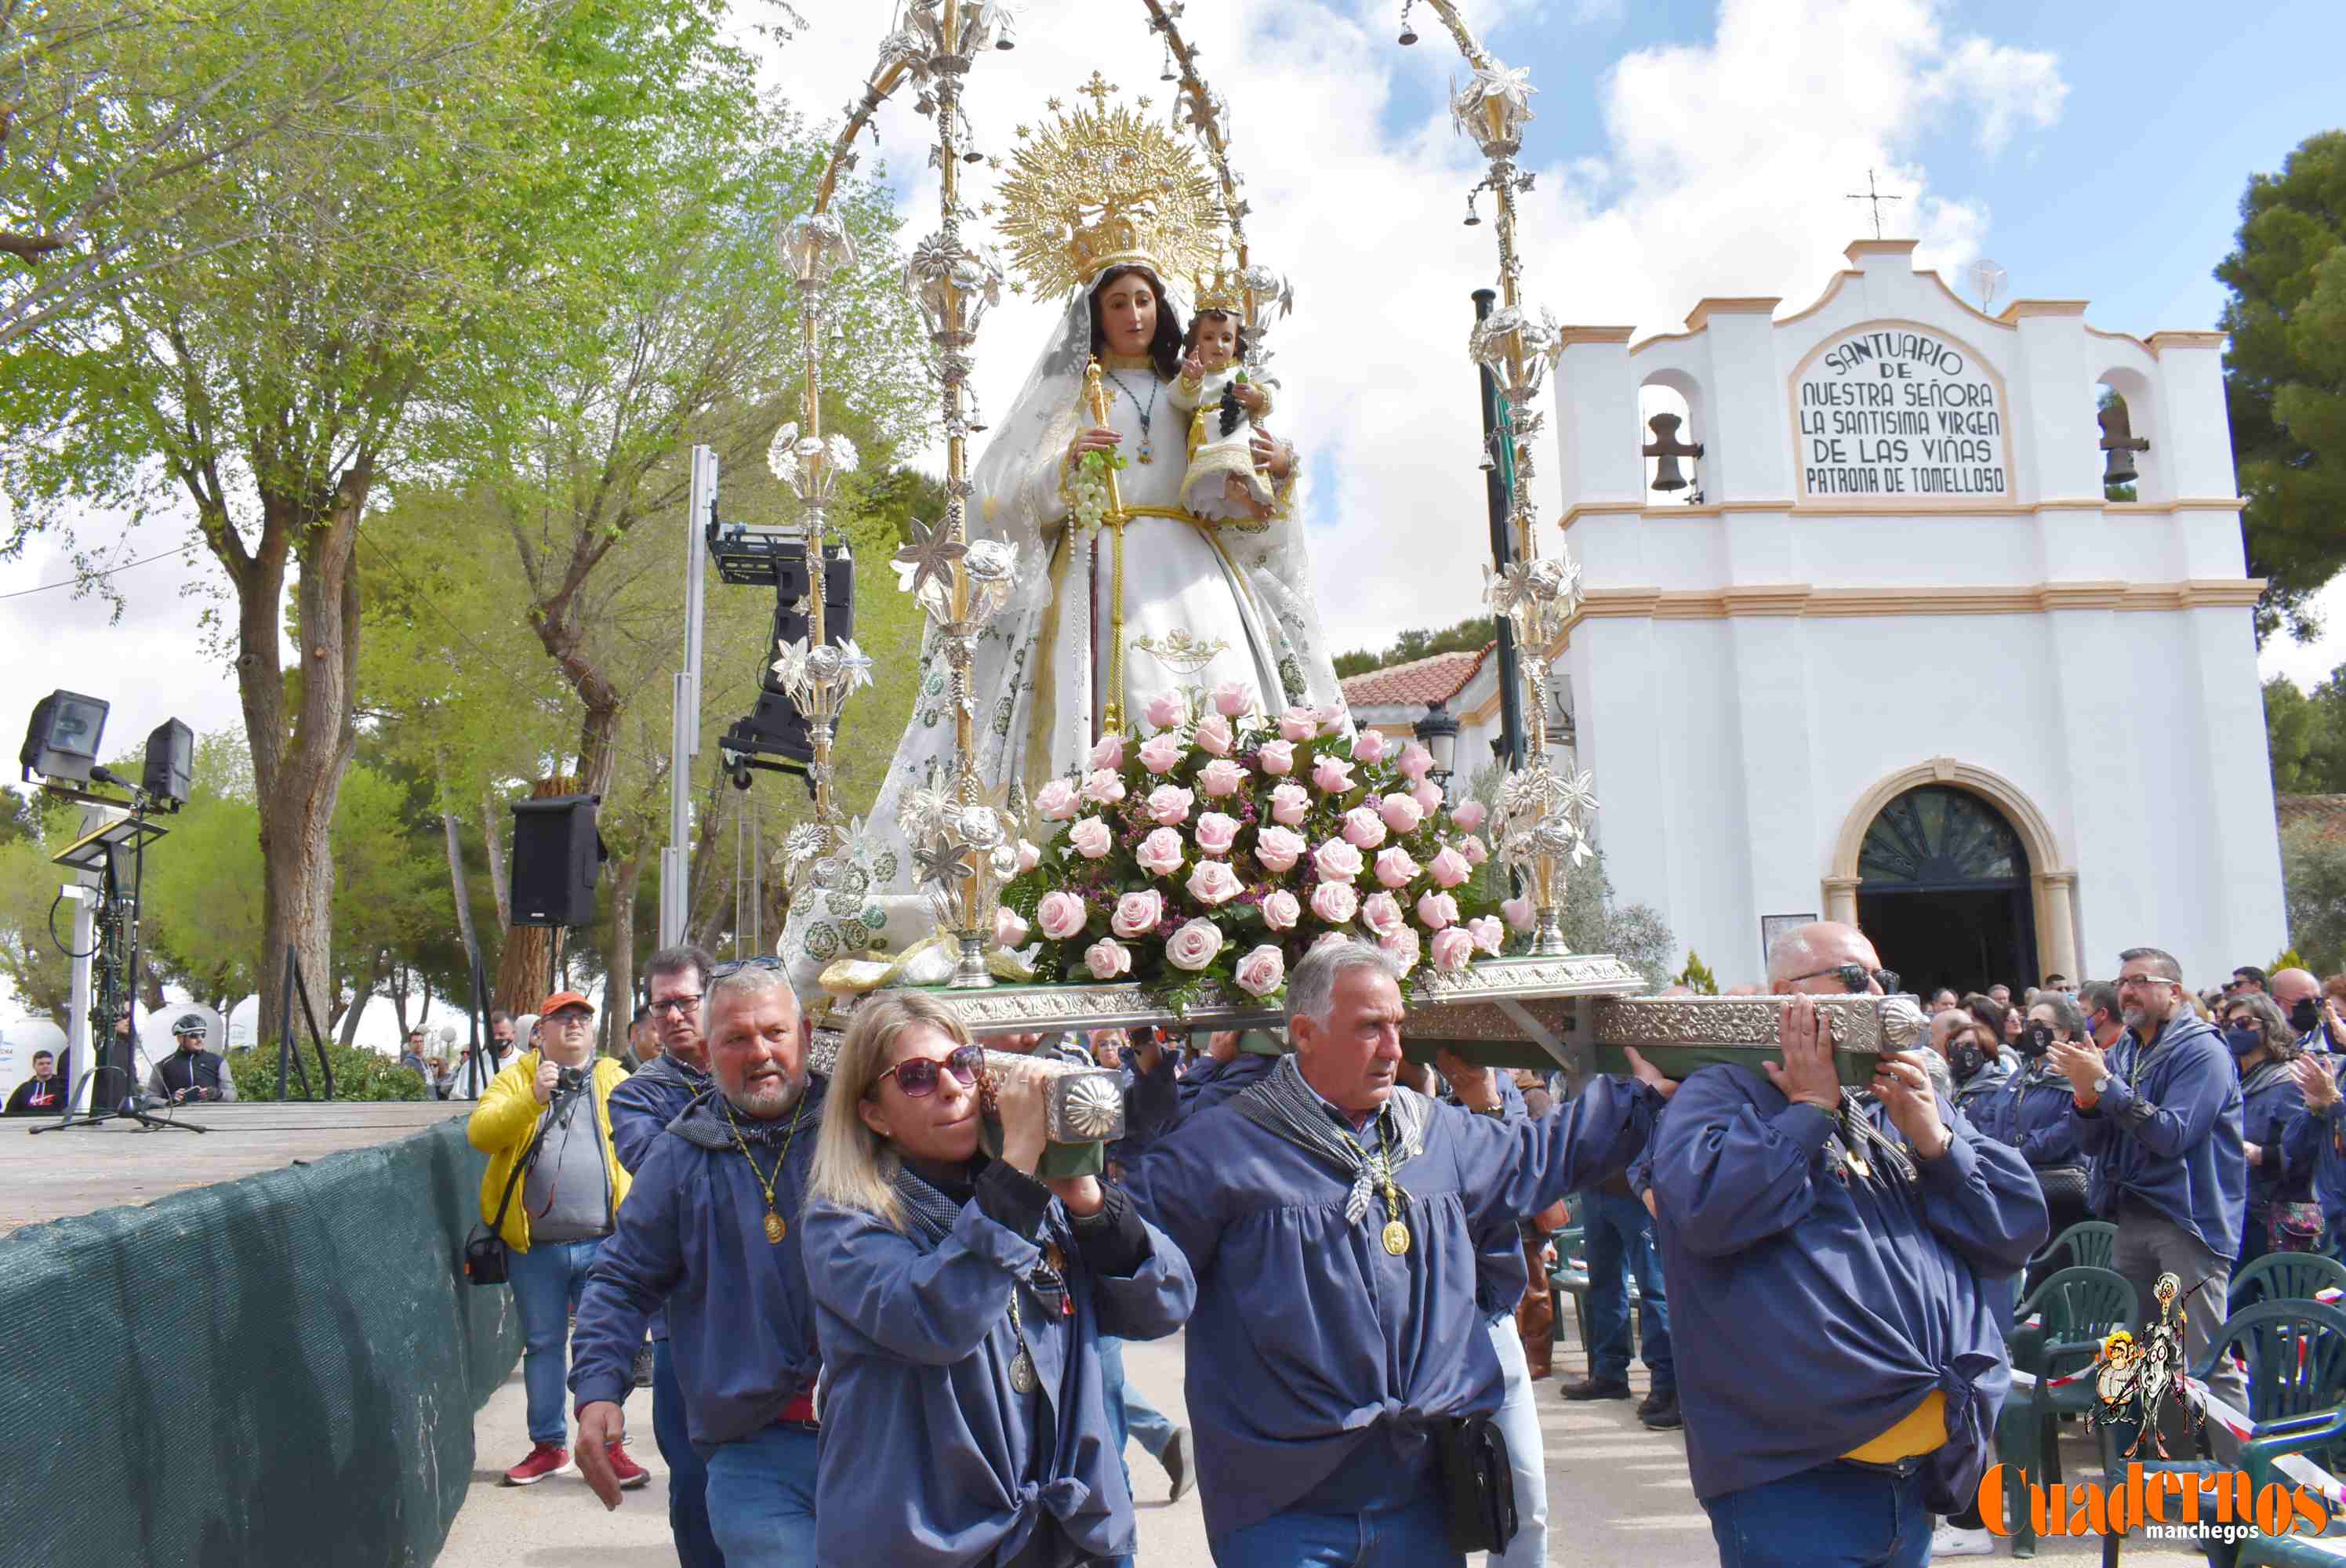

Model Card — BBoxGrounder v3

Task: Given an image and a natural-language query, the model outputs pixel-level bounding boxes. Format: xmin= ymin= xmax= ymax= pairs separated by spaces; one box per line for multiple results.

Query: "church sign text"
xmin=1792 ymin=326 xmax=2010 ymax=501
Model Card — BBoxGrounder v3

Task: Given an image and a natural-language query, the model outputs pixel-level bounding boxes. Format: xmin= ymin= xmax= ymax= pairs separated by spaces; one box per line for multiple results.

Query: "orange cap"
xmin=539 ymin=990 xmax=594 ymax=1018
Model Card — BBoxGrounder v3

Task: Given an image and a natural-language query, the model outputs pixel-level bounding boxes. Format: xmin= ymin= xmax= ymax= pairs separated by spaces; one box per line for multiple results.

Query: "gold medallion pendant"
xmin=764 ymin=1212 xmax=787 ymax=1245
xmin=1382 ymin=1220 xmax=1412 ymax=1257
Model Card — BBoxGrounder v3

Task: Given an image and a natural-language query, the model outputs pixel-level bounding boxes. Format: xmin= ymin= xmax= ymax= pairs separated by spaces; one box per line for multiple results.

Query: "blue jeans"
xmin=1705 ymin=1463 xmax=1929 ymax=1568
xmin=654 ymin=1339 xmax=723 ymax=1568
xmin=1485 ymin=1315 xmax=1548 ymax=1568
xmin=1099 ymin=1335 xmax=1177 ymax=1459
xmin=703 ymin=1423 xmax=819 ymax=1568
xmin=1584 ymin=1189 xmax=1673 ymax=1390
xmin=508 ymin=1236 xmax=603 ymax=1445
xmin=1211 ymin=1493 xmax=1460 ymax=1568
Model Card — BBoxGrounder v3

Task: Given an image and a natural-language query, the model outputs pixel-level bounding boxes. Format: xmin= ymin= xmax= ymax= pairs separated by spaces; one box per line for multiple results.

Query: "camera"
xmin=556 ymin=1064 xmax=590 ymax=1095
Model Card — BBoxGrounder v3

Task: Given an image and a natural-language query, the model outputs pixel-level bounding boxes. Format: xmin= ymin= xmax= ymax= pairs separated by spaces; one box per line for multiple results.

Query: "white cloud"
xmin=1 ymin=0 xmax=2072 ymax=776
xmin=746 ymin=0 xmax=2066 ymax=662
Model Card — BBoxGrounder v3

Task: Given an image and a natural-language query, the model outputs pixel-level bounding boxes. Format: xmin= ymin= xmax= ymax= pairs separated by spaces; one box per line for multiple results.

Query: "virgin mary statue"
xmin=780 ymin=87 xmax=1346 ymax=997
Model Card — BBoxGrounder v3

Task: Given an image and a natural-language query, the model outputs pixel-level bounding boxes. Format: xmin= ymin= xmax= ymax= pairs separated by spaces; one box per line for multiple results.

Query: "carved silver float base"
xmin=1589 ymin=993 xmax=1930 ymax=1087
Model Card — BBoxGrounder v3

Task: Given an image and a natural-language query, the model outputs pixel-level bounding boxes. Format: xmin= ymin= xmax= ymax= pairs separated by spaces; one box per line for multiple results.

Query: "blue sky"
xmin=1367 ymin=0 xmax=2343 ymax=338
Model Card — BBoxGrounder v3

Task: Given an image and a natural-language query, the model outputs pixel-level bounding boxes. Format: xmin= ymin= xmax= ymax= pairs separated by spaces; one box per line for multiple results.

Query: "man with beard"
xmin=571 ymin=960 xmax=826 ymax=1565
xmin=2050 ymin=946 xmax=2247 ymax=1457
xmin=603 ymin=946 xmax=724 ymax=1566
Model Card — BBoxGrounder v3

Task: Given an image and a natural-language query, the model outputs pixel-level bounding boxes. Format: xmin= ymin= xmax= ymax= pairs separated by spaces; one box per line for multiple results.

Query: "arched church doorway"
xmin=1854 ymin=785 xmax=2039 ymax=998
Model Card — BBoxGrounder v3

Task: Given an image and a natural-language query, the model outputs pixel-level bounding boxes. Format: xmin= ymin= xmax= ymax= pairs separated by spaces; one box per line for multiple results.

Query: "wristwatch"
xmin=2093 ymin=1075 xmax=2112 ymax=1096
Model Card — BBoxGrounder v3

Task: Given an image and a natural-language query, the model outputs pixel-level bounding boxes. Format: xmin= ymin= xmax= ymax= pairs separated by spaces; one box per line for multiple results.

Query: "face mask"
xmin=2291 ymin=999 xmax=2322 ymax=1035
xmin=1951 ymin=1044 xmax=1985 ymax=1082
xmin=2224 ymin=1026 xmax=2263 ymax=1059
xmin=2019 ymin=1023 xmax=2054 ymax=1059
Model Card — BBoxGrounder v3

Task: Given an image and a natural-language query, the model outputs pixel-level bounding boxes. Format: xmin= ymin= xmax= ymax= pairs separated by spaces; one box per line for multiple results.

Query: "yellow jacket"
xmin=467 ymin=1050 xmax=632 ymax=1253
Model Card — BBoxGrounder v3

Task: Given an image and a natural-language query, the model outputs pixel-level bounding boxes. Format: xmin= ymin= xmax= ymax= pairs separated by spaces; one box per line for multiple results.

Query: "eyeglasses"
xmin=1786 ymin=964 xmax=1900 ymax=995
xmin=710 ymin=955 xmax=787 ymax=981
xmin=2117 ymin=974 xmax=2179 ymax=991
xmin=876 ymin=1044 xmax=982 ymax=1099
xmin=648 ymin=993 xmax=703 ymax=1017
xmin=549 ymin=1011 xmax=594 ymax=1030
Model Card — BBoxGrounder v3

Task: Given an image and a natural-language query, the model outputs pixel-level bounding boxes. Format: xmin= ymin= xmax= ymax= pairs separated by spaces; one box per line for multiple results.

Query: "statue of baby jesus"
xmin=1169 ymin=307 xmax=1275 ymax=524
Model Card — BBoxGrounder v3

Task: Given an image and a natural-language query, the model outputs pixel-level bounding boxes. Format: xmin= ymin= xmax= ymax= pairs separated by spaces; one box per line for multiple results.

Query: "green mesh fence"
xmin=0 ymin=1118 xmax=519 ymax=1567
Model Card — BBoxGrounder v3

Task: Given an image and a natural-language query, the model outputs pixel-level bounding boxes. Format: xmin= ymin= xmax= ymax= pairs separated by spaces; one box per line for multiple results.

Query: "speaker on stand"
xmin=510 ymin=794 xmax=606 ymax=994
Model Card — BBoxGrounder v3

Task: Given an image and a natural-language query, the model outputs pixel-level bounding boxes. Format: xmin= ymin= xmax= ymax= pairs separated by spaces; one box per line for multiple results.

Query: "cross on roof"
xmin=1846 ymin=169 xmax=1903 ymax=240
xmin=1078 ymin=71 xmax=1118 ymax=114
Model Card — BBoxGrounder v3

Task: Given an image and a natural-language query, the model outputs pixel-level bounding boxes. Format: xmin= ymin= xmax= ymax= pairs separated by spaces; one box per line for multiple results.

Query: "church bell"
xmin=1643 ymin=411 xmax=1705 ymax=492
xmin=2098 ymin=398 xmax=2149 ymax=487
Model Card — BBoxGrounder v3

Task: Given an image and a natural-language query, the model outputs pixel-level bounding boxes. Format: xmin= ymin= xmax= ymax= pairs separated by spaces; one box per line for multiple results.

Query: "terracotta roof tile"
xmin=2279 ymin=794 xmax=2346 ymax=842
xmin=1339 ymin=644 xmax=1494 ymax=708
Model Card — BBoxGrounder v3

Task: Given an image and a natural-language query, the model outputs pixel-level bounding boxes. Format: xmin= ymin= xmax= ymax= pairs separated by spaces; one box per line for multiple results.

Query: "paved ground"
xmin=0 ymin=1099 xmax=459 ymax=1232
xmin=440 ymin=1320 xmax=2198 ymax=1566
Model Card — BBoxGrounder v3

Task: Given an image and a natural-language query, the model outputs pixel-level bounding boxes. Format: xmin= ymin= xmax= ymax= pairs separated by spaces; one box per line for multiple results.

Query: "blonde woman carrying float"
xmin=800 ymin=993 xmax=1195 ymax=1568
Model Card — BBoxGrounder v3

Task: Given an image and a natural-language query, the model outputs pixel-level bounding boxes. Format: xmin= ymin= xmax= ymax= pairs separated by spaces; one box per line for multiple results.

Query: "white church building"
xmin=1531 ymin=238 xmax=2283 ymax=993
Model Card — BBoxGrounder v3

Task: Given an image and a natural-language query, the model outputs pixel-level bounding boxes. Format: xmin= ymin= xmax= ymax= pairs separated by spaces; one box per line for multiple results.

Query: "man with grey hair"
xmin=601 ymin=945 xmax=723 ymax=1567
xmin=2050 ymin=945 xmax=2246 ymax=1454
xmin=1133 ymin=938 xmax=1672 ymax=1566
xmin=572 ymin=960 xmax=829 ymax=1561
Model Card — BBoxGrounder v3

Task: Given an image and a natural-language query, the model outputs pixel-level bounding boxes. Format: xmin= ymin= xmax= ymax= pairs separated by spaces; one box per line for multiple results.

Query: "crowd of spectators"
xmin=430 ymin=931 xmax=2346 ymax=1568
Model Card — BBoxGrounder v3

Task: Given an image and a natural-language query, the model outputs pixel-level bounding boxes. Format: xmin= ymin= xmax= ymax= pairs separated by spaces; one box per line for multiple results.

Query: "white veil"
xmin=779 ymin=267 xmax=1346 ymax=1000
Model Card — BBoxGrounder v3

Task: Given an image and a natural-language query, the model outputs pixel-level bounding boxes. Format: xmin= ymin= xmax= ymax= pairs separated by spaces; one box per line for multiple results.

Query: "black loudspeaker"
xmin=142 ymin=717 xmax=194 ymax=807
xmin=510 ymin=793 xmax=605 ymax=928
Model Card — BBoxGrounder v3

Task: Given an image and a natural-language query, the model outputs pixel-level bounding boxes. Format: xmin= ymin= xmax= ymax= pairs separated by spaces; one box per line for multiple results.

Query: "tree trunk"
xmin=441 ymin=807 xmax=481 ymax=976
xmin=481 ymin=791 xmax=512 ymax=935
xmin=605 ymin=855 xmax=641 ymax=1057
xmin=235 ymin=463 xmax=369 ymax=1072
xmin=495 ymin=775 xmax=576 ymax=1012
xmin=337 ymin=948 xmax=381 ymax=1049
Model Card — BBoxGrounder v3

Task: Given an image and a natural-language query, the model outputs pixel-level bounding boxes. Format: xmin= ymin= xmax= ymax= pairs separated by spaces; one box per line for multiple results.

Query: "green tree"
xmin=2264 ymin=667 xmax=2346 ymax=794
xmin=0 ymin=0 xmax=522 ymax=347
xmin=2218 ymin=130 xmax=2346 ymax=644
xmin=0 ymin=791 xmax=80 ymax=1019
xmin=2 ymin=0 xmax=776 ymax=1044
xmin=1333 ymin=615 xmax=1498 ymax=680
xmin=2281 ymin=819 xmax=2346 ymax=976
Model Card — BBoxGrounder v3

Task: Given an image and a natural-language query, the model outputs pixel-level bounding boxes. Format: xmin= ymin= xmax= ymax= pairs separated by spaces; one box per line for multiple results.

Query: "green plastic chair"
xmin=2028 ymin=1218 xmax=2119 ymax=1275
xmin=2233 ymin=1252 xmax=2346 ymax=1315
xmin=2235 ymin=1421 xmax=2346 ymax=1566
xmin=1993 ymin=1264 xmax=2134 ymax=1559
xmin=2098 ymin=1300 xmax=2346 ymax=1563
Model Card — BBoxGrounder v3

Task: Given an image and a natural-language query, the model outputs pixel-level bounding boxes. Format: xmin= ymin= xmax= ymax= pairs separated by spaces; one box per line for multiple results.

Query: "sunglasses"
xmin=1786 ymin=964 xmax=1901 ymax=995
xmin=876 ymin=1044 xmax=983 ymax=1099
xmin=710 ymin=955 xmax=788 ymax=982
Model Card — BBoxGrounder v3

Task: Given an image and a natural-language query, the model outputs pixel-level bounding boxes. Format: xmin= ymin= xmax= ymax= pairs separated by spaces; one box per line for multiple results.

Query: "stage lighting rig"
xmin=19 ymin=690 xmax=109 ymax=785
xmin=20 ymin=693 xmax=193 ymax=814
xmin=18 ymin=691 xmax=200 ymax=1134
xmin=708 ymin=517 xmax=854 ymax=799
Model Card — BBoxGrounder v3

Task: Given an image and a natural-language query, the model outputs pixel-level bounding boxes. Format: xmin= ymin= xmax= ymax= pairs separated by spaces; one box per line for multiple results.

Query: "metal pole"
xmin=1475 ymin=289 xmax=1527 ymax=771
xmin=663 ymin=445 xmax=714 ymax=945
xmin=64 ymin=886 xmax=94 ymax=1113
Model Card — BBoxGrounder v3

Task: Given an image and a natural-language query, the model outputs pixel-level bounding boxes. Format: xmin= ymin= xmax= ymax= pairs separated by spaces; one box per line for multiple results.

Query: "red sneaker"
xmin=606 ymin=1440 xmax=650 ymax=1490
xmin=503 ymin=1441 xmax=572 ymax=1486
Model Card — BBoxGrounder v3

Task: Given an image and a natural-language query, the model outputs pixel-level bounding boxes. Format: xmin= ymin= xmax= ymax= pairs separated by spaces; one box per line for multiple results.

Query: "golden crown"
xmin=1191 ymin=256 xmax=1244 ymax=317
xmin=994 ymin=73 xmax=1221 ymax=298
